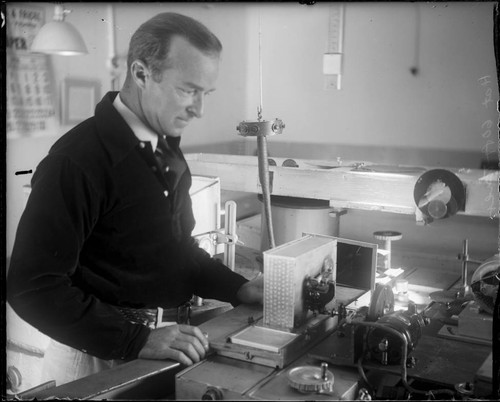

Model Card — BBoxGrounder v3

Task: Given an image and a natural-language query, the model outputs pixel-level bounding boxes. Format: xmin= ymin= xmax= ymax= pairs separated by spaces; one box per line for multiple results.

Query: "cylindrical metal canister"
xmin=260 ymin=195 xmax=341 ymax=251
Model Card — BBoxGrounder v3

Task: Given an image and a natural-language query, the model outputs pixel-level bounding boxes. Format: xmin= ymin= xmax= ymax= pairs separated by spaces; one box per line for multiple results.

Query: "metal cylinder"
xmin=373 ymin=231 xmax=403 ymax=270
xmin=260 ymin=196 xmax=342 ymax=251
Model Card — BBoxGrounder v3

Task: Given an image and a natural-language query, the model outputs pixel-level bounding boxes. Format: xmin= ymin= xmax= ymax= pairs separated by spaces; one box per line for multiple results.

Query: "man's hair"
xmin=127 ymin=12 xmax=222 ymax=81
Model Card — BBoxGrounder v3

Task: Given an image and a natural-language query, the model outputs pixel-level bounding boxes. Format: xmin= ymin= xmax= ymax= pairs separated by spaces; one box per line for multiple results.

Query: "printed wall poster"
xmin=6 ymin=5 xmax=57 ymax=138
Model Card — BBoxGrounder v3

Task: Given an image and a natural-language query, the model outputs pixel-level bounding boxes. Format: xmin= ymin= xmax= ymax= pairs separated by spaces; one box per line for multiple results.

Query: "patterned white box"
xmin=263 ymin=235 xmax=337 ymax=330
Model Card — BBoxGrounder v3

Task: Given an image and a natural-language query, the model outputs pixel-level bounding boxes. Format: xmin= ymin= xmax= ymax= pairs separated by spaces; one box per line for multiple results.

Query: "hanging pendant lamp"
xmin=31 ymin=4 xmax=88 ymax=56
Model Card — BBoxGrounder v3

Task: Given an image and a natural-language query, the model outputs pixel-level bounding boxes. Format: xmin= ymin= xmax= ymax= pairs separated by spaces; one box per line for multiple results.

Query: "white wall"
xmin=244 ymin=2 xmax=498 ymax=151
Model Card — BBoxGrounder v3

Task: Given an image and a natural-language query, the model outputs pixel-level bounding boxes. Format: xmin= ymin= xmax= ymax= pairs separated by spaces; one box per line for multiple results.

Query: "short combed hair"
xmin=127 ymin=12 xmax=222 ymax=81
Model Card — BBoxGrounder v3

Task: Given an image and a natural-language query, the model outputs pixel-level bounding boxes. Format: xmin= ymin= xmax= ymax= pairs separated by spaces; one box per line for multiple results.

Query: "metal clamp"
xmin=211 ymin=231 xmax=240 ymax=246
xmin=236 ymin=119 xmax=285 ymax=137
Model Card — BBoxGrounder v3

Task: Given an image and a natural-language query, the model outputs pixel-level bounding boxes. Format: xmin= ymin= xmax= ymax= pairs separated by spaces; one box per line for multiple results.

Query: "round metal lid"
xmin=287 ymin=364 xmax=334 ymax=393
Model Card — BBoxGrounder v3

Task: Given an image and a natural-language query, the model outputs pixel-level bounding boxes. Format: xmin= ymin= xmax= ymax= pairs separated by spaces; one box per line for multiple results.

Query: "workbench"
xmin=25 ymin=276 xmax=491 ymax=400
xmin=27 ymin=303 xmax=491 ymax=400
xmin=25 ymin=248 xmax=493 ymax=400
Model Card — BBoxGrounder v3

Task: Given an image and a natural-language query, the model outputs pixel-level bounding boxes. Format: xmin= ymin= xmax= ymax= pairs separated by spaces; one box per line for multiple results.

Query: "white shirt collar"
xmin=113 ymin=93 xmax=159 ymax=151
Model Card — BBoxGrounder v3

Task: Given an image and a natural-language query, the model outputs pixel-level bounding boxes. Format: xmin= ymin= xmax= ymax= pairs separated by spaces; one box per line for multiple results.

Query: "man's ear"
xmin=130 ymin=60 xmax=150 ymax=89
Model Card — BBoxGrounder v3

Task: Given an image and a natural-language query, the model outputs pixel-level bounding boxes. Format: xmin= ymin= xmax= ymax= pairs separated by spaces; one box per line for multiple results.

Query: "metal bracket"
xmin=211 ymin=231 xmax=241 ymax=246
xmin=236 ymin=119 xmax=285 ymax=138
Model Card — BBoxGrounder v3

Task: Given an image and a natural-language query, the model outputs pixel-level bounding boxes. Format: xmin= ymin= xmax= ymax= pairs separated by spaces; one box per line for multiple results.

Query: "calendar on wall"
xmin=6 ymin=5 xmax=58 ymax=139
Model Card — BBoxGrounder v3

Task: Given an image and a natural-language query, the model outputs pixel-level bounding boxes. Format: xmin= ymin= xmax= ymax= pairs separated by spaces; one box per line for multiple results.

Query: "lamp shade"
xmin=30 ymin=5 xmax=88 ymax=56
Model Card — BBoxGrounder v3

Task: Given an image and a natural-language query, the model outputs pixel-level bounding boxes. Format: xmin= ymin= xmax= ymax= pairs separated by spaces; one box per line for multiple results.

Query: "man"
xmin=7 ymin=12 xmax=263 ymax=386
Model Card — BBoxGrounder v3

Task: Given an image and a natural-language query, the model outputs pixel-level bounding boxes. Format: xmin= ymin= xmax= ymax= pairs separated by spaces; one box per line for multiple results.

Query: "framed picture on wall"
xmin=61 ymin=78 xmax=101 ymax=125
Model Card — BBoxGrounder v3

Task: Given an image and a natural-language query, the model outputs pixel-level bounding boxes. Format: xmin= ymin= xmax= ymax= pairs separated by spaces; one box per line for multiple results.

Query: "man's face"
xmin=140 ymin=36 xmax=220 ymax=137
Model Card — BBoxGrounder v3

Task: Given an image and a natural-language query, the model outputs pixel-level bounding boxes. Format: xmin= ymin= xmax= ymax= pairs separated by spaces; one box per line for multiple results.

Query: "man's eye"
xmin=180 ymin=88 xmax=196 ymax=95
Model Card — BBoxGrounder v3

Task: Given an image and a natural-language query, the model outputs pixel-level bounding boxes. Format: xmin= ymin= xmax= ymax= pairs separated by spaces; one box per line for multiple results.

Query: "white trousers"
xmin=41 ymin=339 xmax=125 ymax=387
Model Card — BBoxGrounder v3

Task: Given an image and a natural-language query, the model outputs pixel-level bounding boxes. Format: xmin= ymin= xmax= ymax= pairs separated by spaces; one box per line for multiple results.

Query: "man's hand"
xmin=138 ymin=324 xmax=209 ymax=366
xmin=236 ymin=272 xmax=263 ymax=304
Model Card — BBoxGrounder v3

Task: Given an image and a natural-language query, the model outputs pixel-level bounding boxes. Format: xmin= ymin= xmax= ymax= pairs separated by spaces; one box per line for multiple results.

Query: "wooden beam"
xmin=185 ymin=153 xmax=498 ymax=218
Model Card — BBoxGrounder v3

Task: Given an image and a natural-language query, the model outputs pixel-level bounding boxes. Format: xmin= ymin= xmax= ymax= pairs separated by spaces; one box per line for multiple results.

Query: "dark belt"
xmin=115 ymin=302 xmax=192 ymax=329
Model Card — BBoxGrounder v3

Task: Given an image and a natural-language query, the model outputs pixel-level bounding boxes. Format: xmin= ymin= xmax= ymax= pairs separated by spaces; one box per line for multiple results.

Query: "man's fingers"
xmin=178 ymin=324 xmax=210 ymax=351
xmin=138 ymin=324 xmax=210 ymax=365
xmin=181 ymin=334 xmax=207 ymax=358
xmin=164 ymin=348 xmax=194 ymax=366
xmin=171 ymin=338 xmax=204 ymax=363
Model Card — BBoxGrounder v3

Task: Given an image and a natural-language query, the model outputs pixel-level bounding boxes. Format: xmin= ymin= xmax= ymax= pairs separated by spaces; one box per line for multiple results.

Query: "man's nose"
xmin=188 ymin=93 xmax=204 ymax=118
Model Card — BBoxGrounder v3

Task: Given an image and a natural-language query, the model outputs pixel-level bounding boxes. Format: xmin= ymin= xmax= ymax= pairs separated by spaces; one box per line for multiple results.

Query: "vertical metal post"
xmin=461 ymin=239 xmax=469 ymax=292
xmin=223 ymin=201 xmax=237 ymax=271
